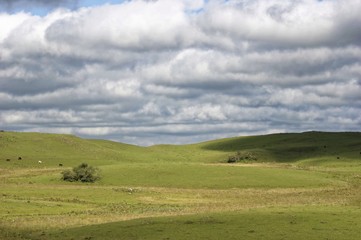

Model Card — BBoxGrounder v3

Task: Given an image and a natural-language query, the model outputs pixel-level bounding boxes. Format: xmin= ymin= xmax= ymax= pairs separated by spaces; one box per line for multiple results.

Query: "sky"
xmin=0 ymin=0 xmax=360 ymax=146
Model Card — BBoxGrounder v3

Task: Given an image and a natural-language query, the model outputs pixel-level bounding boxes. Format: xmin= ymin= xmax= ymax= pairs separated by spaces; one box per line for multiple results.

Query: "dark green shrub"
xmin=61 ymin=169 xmax=77 ymax=182
xmin=227 ymin=151 xmax=258 ymax=163
xmin=61 ymin=163 xmax=101 ymax=183
xmin=227 ymin=156 xmax=237 ymax=163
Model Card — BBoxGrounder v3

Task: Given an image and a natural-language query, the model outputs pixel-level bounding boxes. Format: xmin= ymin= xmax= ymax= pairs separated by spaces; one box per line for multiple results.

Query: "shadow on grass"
xmin=201 ymin=131 xmax=361 ymax=163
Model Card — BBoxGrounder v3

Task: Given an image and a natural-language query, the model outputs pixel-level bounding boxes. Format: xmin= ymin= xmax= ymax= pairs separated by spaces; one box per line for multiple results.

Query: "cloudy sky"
xmin=0 ymin=0 xmax=360 ymax=145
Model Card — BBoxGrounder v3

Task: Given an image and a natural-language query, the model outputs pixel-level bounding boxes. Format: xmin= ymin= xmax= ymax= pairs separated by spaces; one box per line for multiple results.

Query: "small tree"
xmin=61 ymin=163 xmax=101 ymax=183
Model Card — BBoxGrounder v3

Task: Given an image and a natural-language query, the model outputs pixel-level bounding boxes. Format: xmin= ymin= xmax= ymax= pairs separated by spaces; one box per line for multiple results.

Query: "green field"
xmin=1 ymin=131 xmax=361 ymax=239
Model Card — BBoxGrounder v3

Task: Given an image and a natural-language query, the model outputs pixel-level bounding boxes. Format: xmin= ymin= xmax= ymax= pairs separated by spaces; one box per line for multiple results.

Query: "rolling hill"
xmin=1 ymin=131 xmax=360 ymax=168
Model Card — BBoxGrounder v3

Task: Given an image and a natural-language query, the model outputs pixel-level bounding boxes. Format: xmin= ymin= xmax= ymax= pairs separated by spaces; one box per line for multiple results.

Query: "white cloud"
xmin=177 ymin=104 xmax=227 ymax=121
xmin=75 ymin=127 xmax=118 ymax=136
xmin=199 ymin=0 xmax=361 ymax=47
xmin=0 ymin=12 xmax=31 ymax=42
xmin=104 ymin=78 xmax=141 ymax=97
xmin=0 ymin=0 xmax=360 ymax=145
xmin=45 ymin=0 xmax=200 ymax=51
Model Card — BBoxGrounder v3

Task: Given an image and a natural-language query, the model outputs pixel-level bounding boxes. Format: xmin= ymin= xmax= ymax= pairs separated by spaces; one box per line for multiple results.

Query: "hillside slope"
xmin=1 ymin=131 xmax=360 ymax=168
xmin=199 ymin=131 xmax=361 ymax=164
xmin=0 ymin=131 xmax=147 ymax=167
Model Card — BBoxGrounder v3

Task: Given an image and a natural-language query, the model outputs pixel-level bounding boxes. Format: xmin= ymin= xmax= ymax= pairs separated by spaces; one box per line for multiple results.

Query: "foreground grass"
xmin=1 ymin=162 xmax=360 ymax=239
xmin=2 ymin=184 xmax=361 ymax=240
xmin=24 ymin=206 xmax=361 ymax=240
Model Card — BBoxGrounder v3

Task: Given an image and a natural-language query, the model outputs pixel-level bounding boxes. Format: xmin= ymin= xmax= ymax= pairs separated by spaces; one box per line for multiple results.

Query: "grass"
xmin=4 ymin=163 xmax=343 ymax=189
xmin=202 ymin=131 xmax=361 ymax=163
xmin=98 ymin=163 xmax=341 ymax=189
xmin=0 ymin=131 xmax=361 ymax=239
xmin=2 ymin=131 xmax=360 ymax=167
xmin=26 ymin=206 xmax=361 ymax=240
xmin=0 ymin=132 xmax=150 ymax=168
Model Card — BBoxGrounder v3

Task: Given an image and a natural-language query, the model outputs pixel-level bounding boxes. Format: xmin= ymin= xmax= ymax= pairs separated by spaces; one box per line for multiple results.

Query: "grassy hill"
xmin=1 ymin=130 xmax=361 ymax=239
xmin=1 ymin=131 xmax=360 ymax=167
xmin=200 ymin=131 xmax=361 ymax=165
xmin=0 ymin=131 xmax=146 ymax=167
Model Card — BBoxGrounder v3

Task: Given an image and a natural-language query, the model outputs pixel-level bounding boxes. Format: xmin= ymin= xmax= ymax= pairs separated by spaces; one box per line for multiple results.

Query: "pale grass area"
xmin=0 ymin=168 xmax=61 ymax=180
xmin=204 ymin=162 xmax=325 ymax=170
xmin=0 ymin=212 xmax=186 ymax=231
xmin=203 ymin=162 xmax=284 ymax=168
xmin=1 ymin=164 xmax=360 ymax=233
xmin=1 ymin=184 xmax=358 ymax=231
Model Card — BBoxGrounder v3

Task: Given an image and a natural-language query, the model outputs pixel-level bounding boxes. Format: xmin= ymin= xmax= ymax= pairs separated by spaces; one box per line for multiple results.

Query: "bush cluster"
xmin=61 ymin=163 xmax=101 ymax=183
xmin=228 ymin=151 xmax=258 ymax=163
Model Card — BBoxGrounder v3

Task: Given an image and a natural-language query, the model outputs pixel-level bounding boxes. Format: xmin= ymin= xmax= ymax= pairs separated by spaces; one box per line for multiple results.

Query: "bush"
xmin=227 ymin=151 xmax=258 ymax=163
xmin=61 ymin=169 xmax=77 ymax=182
xmin=61 ymin=163 xmax=101 ymax=183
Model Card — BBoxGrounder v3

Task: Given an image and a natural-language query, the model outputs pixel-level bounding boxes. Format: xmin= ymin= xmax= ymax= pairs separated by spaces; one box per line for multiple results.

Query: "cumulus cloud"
xmin=0 ymin=0 xmax=360 ymax=145
xmin=199 ymin=0 xmax=361 ymax=48
xmin=45 ymin=1 xmax=199 ymax=51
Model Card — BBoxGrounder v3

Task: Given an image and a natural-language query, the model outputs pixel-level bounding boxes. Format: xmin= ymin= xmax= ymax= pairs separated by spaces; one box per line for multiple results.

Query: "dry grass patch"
xmin=1 ymin=183 xmax=355 ymax=231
